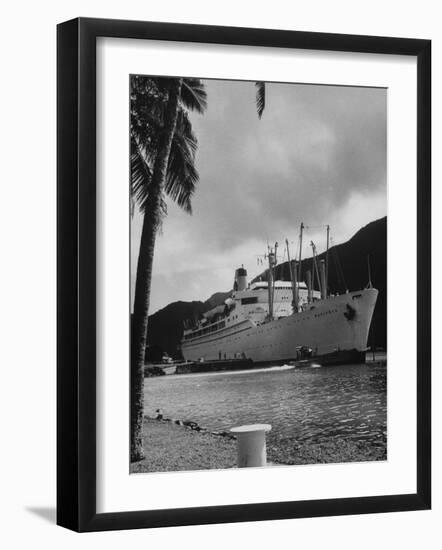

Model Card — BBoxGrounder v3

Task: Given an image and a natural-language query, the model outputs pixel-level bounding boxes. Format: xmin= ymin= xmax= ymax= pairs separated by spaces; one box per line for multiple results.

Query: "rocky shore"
xmin=130 ymin=414 xmax=386 ymax=474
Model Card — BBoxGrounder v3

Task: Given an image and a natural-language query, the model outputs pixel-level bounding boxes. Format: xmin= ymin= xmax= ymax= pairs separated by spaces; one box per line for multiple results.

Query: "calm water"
xmin=144 ymin=363 xmax=387 ymax=446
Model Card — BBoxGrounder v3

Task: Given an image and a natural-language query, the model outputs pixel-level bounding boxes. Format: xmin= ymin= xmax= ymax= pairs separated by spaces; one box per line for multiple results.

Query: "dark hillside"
xmin=145 ymin=293 xmax=230 ymax=359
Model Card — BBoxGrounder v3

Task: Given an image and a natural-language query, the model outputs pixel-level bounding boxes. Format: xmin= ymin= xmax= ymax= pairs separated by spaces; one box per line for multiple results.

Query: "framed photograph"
xmin=57 ymin=17 xmax=431 ymax=532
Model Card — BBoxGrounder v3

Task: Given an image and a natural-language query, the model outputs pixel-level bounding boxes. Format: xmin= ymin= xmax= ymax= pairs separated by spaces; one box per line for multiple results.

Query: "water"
xmin=144 ymin=363 xmax=386 ymax=447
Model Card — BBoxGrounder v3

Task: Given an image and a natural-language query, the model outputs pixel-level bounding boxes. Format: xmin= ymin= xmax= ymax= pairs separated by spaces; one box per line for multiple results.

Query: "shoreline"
xmin=146 ymin=354 xmax=387 ymax=378
xmin=131 ymin=416 xmax=387 ymax=474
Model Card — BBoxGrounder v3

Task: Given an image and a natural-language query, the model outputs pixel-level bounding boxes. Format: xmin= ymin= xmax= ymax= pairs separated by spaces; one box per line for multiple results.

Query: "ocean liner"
xmin=181 ymin=225 xmax=378 ymax=365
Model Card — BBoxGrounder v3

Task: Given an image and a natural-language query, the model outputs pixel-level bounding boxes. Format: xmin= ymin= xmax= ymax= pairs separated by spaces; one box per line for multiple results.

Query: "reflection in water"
xmin=144 ymin=364 xmax=386 ymax=450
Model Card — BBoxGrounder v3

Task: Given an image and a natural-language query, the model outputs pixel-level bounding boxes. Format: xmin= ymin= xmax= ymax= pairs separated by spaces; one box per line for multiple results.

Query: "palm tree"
xmin=130 ymin=76 xmax=207 ymax=461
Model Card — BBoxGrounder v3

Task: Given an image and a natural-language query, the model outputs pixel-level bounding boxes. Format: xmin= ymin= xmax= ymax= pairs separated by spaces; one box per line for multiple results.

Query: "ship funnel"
xmin=306 ymin=270 xmax=312 ymax=303
xmin=320 ymin=259 xmax=327 ymax=299
xmin=234 ymin=266 xmax=248 ymax=291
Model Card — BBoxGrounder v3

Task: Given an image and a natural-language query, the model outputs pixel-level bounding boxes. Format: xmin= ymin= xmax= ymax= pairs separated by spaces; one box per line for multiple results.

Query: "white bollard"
xmin=230 ymin=424 xmax=272 ymax=468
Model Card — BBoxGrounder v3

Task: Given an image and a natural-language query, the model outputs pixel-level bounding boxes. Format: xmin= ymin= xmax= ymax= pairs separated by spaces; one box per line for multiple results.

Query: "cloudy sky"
xmin=131 ymin=78 xmax=386 ymax=314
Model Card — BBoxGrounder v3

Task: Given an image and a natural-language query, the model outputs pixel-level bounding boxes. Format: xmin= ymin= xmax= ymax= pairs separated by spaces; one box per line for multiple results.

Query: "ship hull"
xmin=181 ymin=288 xmax=378 ymax=364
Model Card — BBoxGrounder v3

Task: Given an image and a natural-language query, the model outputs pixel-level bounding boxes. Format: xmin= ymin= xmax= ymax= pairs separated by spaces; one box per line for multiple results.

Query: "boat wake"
xmin=168 ymin=364 xmax=296 ymax=380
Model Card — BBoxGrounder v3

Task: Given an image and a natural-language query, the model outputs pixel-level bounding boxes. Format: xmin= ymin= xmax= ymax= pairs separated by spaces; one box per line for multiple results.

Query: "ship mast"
xmin=285 ymin=238 xmax=298 ymax=312
xmin=325 ymin=224 xmax=330 ymax=295
xmin=273 ymin=242 xmax=278 ymax=316
xmin=298 ymin=222 xmax=304 ymax=285
xmin=266 ymin=243 xmax=278 ymax=320
xmin=310 ymin=241 xmax=322 ymax=297
xmin=367 ymin=254 xmax=373 ymax=288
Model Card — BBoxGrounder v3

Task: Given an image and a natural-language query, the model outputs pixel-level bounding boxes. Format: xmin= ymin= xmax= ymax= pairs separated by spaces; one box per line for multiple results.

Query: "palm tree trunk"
xmin=131 ymin=78 xmax=183 ymax=462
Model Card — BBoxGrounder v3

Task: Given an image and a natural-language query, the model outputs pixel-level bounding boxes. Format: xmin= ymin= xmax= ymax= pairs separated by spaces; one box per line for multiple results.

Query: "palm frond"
xmin=130 ymin=136 xmax=152 ymax=212
xmin=164 ymin=111 xmax=199 ymax=213
xmin=173 ymin=109 xmax=198 ymax=155
xmin=255 ymin=81 xmax=266 ymax=119
xmin=181 ymin=78 xmax=208 ymax=114
xmin=165 ymin=152 xmax=198 ymax=214
xmin=130 ymin=136 xmax=167 ymax=218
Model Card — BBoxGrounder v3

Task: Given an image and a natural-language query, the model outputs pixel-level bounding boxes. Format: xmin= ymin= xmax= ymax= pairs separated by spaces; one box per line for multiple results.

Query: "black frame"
xmin=57 ymin=17 xmax=431 ymax=532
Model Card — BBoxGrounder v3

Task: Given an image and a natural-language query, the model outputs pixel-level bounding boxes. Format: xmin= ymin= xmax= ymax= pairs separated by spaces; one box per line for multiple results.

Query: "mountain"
xmin=145 ymin=293 xmax=230 ymax=360
xmin=145 ymin=216 xmax=387 ymax=359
